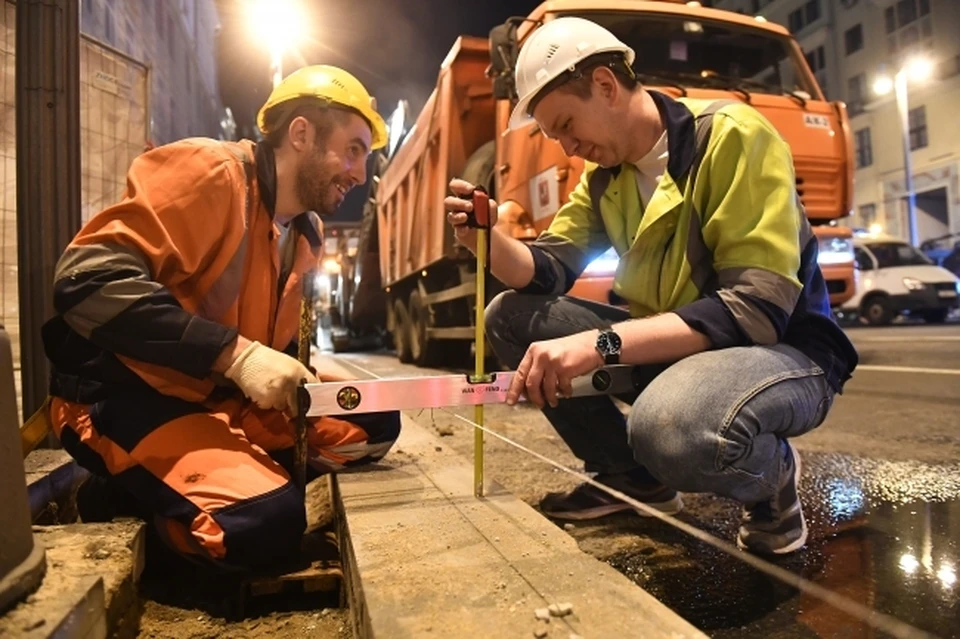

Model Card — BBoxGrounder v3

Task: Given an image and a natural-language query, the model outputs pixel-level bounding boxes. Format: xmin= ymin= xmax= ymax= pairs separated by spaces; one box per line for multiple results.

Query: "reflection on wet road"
xmin=607 ymin=452 xmax=960 ymax=638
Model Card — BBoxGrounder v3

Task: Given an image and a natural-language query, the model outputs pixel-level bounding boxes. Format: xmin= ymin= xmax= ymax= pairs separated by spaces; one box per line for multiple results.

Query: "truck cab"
xmin=490 ymin=0 xmax=857 ymax=308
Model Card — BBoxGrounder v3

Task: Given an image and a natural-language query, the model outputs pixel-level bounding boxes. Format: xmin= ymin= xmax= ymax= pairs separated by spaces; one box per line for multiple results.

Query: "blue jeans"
xmin=485 ymin=291 xmax=835 ymax=504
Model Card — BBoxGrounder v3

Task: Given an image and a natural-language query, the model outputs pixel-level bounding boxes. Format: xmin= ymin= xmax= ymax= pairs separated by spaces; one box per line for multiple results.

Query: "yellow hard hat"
xmin=257 ymin=65 xmax=388 ymax=150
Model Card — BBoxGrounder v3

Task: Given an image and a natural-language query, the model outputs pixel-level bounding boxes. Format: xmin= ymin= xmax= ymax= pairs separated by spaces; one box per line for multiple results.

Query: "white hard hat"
xmin=508 ymin=17 xmax=635 ymax=131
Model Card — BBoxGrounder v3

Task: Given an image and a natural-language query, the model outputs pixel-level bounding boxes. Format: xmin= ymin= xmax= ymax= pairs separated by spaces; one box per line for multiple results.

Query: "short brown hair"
xmin=262 ymin=98 xmax=354 ymax=149
xmin=528 ymin=52 xmax=638 ymax=115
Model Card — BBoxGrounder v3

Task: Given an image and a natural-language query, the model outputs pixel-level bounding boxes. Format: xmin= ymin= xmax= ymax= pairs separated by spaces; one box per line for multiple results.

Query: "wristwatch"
xmin=595 ymin=329 xmax=622 ymax=365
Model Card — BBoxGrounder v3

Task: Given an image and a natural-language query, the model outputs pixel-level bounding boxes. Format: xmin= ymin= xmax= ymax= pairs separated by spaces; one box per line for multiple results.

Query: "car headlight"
xmin=903 ymin=277 xmax=927 ymax=291
xmin=817 ymin=237 xmax=854 ymax=266
xmin=582 ymin=248 xmax=620 ymax=276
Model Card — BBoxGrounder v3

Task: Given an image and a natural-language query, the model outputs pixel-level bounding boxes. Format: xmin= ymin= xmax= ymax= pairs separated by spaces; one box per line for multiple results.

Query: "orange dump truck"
xmin=341 ymin=0 xmax=857 ymax=366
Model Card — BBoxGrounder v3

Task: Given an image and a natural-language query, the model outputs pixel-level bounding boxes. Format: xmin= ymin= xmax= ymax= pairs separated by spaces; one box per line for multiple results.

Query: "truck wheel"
xmin=393 ymin=298 xmax=413 ymax=363
xmin=408 ymin=290 xmax=442 ymax=367
xmin=860 ymin=294 xmax=893 ymax=326
xmin=921 ymin=309 xmax=949 ymax=324
xmin=461 ymin=140 xmax=496 ymax=196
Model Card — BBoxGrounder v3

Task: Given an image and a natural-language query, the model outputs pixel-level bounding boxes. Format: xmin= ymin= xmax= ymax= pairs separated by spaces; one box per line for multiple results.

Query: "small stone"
xmin=494 ymin=536 xmax=500 ymax=542
xmin=534 ymin=629 xmax=549 ymax=638
xmin=509 ymin=606 xmax=516 ymax=613
xmin=548 ymin=602 xmax=573 ymax=618
xmin=321 ymin=609 xmax=331 ymax=616
xmin=534 ymin=608 xmax=551 ymax=621
xmin=497 ymin=581 xmax=507 ymax=590
xmin=197 ymin=615 xmax=204 ymax=621
xmin=435 ymin=446 xmax=442 ymax=452
xmin=437 ymin=425 xmax=454 ymax=436
xmin=25 ymin=594 xmax=37 ymax=604
xmin=563 ymin=523 xmax=575 ymax=531
xmin=23 ymin=619 xmax=45 ymax=631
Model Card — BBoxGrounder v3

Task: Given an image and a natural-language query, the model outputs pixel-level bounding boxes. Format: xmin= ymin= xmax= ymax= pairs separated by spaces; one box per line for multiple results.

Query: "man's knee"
xmin=215 ymin=482 xmax=307 ymax=569
xmin=626 ymin=376 xmax=721 ymax=492
xmin=485 ymin=290 xmax=554 ymax=366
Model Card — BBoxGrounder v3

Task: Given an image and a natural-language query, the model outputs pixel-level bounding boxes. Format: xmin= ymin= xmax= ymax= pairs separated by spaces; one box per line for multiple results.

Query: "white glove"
xmin=224 ymin=341 xmax=318 ymax=415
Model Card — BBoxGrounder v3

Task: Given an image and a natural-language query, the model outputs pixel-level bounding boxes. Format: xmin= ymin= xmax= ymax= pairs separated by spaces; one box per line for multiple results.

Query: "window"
xmin=855 ymin=128 xmax=873 ymax=168
xmin=858 ymin=203 xmax=877 ymax=228
xmin=805 ymin=46 xmax=826 ymax=72
xmin=854 ymin=247 xmax=874 ymax=271
xmin=908 ymin=106 xmax=928 ymax=150
xmin=886 ymin=0 xmax=933 ymax=55
xmin=847 ymin=74 xmax=866 ymax=115
xmin=788 ymin=9 xmax=803 ymax=33
xmin=845 ymin=24 xmax=863 ymax=55
xmin=787 ymin=0 xmax=821 ymax=33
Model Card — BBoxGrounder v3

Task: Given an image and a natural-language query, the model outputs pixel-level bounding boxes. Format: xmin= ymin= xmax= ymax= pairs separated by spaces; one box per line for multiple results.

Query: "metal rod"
xmin=294 ymin=273 xmax=317 ymax=492
xmin=473 ymin=228 xmax=487 ymax=498
xmin=894 ymin=70 xmax=919 ymax=247
xmin=16 ymin=0 xmax=82 ymax=423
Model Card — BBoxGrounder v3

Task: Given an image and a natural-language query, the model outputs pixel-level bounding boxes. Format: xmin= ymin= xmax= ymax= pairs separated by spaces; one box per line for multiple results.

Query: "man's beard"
xmin=295 ymin=146 xmax=338 ymax=216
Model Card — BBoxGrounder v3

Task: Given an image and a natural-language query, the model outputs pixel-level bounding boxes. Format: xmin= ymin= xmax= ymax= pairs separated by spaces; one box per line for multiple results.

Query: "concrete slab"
xmin=0 ymin=521 xmax=146 ymax=639
xmin=335 ymin=415 xmax=707 ymax=639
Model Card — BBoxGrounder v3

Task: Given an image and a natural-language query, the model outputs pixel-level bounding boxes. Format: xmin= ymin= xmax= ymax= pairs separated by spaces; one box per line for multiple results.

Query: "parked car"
xmin=841 ymin=233 xmax=960 ymax=325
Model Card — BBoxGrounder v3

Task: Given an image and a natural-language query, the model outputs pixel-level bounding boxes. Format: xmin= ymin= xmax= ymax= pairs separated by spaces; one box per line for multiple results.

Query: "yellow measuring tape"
xmin=471 ymin=187 xmax=492 ymax=498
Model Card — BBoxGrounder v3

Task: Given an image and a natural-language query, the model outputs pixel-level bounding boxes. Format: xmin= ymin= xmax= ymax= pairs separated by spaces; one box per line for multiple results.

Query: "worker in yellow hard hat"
xmin=41 ymin=65 xmax=399 ymax=573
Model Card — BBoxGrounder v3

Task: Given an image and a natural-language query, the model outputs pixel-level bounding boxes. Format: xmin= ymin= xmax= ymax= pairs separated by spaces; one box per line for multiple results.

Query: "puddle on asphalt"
xmin=606 ymin=454 xmax=960 ymax=639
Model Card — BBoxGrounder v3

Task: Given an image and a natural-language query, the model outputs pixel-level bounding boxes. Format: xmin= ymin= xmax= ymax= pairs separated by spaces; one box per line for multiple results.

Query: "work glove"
xmin=224 ymin=341 xmax=318 ymax=416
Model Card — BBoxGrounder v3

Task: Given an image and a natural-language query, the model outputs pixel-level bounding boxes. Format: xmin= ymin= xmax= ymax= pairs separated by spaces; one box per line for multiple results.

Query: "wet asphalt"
xmin=607 ymin=322 xmax=960 ymax=639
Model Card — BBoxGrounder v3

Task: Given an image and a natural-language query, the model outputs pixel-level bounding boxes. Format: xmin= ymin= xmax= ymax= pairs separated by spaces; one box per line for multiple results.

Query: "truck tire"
xmin=461 ymin=140 xmax=496 ymax=197
xmin=860 ymin=294 xmax=893 ymax=326
xmin=393 ymin=298 xmax=413 ymax=363
xmin=408 ymin=290 xmax=443 ymax=367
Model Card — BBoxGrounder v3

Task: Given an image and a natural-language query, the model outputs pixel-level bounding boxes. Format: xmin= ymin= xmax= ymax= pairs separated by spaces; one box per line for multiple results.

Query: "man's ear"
xmin=287 ymin=116 xmax=310 ymax=152
xmin=593 ymin=66 xmax=618 ymax=104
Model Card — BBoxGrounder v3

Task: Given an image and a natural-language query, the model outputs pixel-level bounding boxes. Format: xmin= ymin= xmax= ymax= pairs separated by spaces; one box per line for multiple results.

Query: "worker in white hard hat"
xmin=445 ymin=16 xmax=857 ymax=555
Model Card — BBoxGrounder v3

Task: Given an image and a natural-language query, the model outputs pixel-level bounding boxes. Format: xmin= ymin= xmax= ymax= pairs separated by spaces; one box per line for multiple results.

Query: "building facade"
xmin=81 ymin=0 xmax=227 ymax=144
xmin=714 ymin=0 xmax=960 ymax=244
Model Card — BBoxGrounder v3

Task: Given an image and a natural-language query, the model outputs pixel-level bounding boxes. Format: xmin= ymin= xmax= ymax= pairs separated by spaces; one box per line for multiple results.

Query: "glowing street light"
xmin=247 ymin=0 xmax=307 ymax=88
xmin=873 ymin=55 xmax=934 ymax=247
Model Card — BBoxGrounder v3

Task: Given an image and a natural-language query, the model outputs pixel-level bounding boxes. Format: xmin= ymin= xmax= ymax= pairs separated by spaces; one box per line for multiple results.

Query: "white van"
xmin=841 ymin=233 xmax=960 ymax=325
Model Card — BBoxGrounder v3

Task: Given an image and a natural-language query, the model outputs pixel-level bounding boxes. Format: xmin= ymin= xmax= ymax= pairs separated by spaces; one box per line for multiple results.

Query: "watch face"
xmin=599 ymin=331 xmax=621 ymax=354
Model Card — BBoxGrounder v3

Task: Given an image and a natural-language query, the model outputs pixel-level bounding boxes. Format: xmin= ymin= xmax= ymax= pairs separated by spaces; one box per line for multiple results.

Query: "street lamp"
xmin=873 ymin=55 xmax=934 ymax=247
xmin=247 ymin=0 xmax=307 ymax=88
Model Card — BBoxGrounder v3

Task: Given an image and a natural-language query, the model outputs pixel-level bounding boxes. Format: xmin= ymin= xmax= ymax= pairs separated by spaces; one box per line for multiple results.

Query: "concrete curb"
xmin=334 ymin=413 xmax=706 ymax=639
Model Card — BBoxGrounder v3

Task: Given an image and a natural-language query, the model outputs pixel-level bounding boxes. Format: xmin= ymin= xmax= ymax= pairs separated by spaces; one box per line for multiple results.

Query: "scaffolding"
xmin=0 ymin=0 xmax=148 ymax=414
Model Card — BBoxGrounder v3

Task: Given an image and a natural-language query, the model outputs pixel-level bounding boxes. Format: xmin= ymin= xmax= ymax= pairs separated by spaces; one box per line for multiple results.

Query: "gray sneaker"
xmin=539 ymin=472 xmax=683 ymax=521
xmin=736 ymin=441 xmax=808 ymax=555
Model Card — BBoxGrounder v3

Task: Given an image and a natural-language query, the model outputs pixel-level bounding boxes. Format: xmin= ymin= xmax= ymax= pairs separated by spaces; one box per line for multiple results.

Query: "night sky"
xmin=215 ymin=0 xmax=541 ymax=138
xmin=213 ymin=0 xmax=542 ymax=221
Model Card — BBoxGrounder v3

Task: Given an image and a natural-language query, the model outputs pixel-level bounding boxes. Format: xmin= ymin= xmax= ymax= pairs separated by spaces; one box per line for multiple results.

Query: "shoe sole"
xmin=544 ymin=494 xmax=684 ymax=522
xmin=737 ymin=444 xmax=808 ymax=555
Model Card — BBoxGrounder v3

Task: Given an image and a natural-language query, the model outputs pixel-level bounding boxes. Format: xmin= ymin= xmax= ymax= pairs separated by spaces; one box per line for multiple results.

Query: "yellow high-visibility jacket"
xmin=523 ymin=91 xmax=857 ymax=390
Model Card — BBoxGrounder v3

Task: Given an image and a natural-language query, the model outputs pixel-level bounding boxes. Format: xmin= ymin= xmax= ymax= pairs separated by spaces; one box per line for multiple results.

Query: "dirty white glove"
xmin=224 ymin=341 xmax=318 ymax=415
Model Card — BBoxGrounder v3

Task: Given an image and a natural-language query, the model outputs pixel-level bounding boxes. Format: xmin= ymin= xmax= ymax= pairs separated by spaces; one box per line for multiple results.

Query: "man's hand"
xmin=444 ymin=178 xmax=499 ymax=254
xmin=223 ymin=341 xmax=318 ymax=415
xmin=506 ymin=331 xmax=603 ymax=408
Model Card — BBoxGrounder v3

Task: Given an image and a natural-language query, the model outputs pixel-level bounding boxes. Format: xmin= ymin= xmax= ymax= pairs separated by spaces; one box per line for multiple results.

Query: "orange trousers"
xmin=50 ymin=391 xmax=400 ymax=571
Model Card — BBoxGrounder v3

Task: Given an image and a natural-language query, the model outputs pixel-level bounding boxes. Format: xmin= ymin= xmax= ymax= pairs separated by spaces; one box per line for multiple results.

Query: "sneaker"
xmin=539 ymin=472 xmax=683 ymax=521
xmin=736 ymin=440 xmax=807 ymax=555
